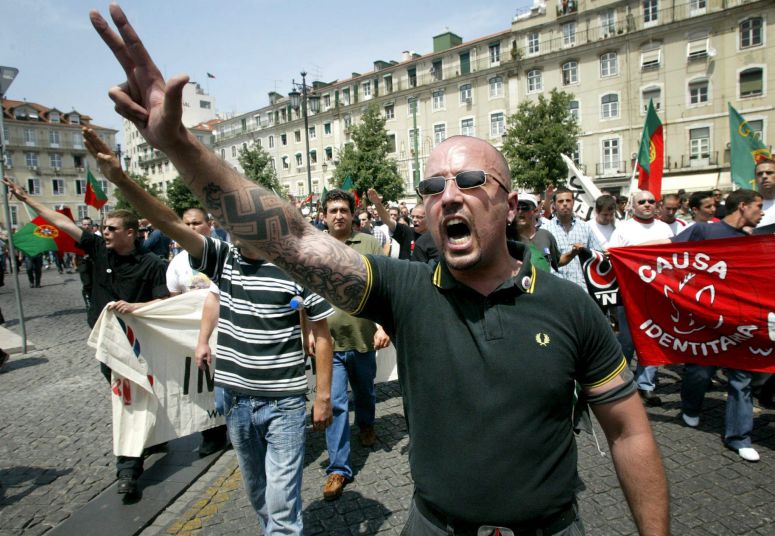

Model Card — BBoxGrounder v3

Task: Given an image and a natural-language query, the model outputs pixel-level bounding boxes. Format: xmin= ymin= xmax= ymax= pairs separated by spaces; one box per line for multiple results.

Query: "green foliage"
xmin=238 ymin=142 xmax=282 ymax=193
xmin=501 ymin=89 xmax=580 ymax=192
xmin=113 ymin=174 xmax=165 ymax=217
xmin=333 ymin=102 xmax=405 ymax=202
xmin=166 ymin=176 xmax=203 ymax=216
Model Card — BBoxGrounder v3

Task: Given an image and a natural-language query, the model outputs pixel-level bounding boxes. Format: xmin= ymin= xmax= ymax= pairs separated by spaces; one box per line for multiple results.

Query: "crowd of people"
xmin=2 ymin=5 xmax=774 ymax=534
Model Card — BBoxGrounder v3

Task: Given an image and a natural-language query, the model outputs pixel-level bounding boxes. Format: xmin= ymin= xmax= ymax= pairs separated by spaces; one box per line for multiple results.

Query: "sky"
xmin=2 ymin=0 xmax=533 ymax=143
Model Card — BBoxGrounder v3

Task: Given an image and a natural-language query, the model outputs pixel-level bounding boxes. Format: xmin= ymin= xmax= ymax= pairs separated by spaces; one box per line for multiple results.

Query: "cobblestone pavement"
xmin=3 ymin=270 xmax=775 ymax=535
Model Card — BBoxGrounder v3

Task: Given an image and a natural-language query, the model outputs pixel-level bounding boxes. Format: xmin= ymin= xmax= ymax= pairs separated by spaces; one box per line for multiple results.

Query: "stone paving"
xmin=2 ymin=268 xmax=775 ymax=535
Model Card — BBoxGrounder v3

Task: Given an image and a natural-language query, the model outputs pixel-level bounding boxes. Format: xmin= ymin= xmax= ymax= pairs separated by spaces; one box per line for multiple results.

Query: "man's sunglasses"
xmin=636 ymin=199 xmax=656 ymax=205
xmin=103 ymin=225 xmax=123 ymax=232
xmin=416 ymin=170 xmax=509 ymax=197
xmin=517 ymin=203 xmax=535 ymax=212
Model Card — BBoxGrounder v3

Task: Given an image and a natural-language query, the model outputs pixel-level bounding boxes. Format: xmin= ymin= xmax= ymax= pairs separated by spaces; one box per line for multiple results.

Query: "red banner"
xmin=608 ymin=235 xmax=775 ymax=372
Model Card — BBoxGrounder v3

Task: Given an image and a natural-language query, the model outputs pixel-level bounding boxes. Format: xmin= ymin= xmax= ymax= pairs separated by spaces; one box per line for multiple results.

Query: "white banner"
xmin=561 ymin=154 xmax=603 ymax=221
xmin=88 ymin=289 xmax=224 ymax=457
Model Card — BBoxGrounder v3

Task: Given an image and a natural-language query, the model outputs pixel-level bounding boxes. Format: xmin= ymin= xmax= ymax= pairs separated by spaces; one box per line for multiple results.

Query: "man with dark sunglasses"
xmin=89 ymin=6 xmax=669 ymax=534
xmin=608 ymin=190 xmax=674 ymax=407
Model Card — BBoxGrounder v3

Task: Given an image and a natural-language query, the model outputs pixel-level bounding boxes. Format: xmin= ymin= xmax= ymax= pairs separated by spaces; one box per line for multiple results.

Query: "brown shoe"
xmin=323 ymin=473 xmax=347 ymax=501
xmin=359 ymin=426 xmax=377 ymax=447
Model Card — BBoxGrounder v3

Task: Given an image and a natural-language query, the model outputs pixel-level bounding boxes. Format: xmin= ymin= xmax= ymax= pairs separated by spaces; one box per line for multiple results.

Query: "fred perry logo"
xmin=535 ymin=333 xmax=550 ymax=347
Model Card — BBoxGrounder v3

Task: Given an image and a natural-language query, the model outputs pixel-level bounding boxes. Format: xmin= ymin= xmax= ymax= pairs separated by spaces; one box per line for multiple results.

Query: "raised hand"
xmin=3 ymin=177 xmax=28 ymax=203
xmin=83 ymin=128 xmax=123 ymax=182
xmin=90 ymin=5 xmax=189 ymax=151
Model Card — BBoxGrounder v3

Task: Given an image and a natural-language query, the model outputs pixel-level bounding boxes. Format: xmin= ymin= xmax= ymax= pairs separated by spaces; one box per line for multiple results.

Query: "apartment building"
xmin=214 ymin=0 xmax=771 ymax=200
xmin=1 ymin=99 xmax=117 ymax=229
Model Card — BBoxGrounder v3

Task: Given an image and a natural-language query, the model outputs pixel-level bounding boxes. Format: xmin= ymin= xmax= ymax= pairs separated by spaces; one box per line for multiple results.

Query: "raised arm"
xmin=3 ymin=178 xmax=83 ymax=242
xmin=83 ymin=127 xmax=203 ymax=258
xmin=367 ymin=188 xmax=396 ymax=233
xmin=90 ymin=6 xmax=365 ymax=312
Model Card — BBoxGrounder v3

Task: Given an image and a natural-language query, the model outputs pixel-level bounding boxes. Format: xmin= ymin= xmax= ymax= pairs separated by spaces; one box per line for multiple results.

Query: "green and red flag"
xmin=84 ymin=169 xmax=108 ymax=209
xmin=340 ymin=176 xmax=361 ymax=207
xmin=12 ymin=207 xmax=84 ymax=257
xmin=729 ymin=103 xmax=771 ymax=190
xmin=636 ymin=99 xmax=664 ymax=199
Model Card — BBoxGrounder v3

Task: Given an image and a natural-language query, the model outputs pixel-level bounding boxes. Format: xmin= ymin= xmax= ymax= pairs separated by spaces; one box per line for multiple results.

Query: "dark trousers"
xmin=25 ymin=255 xmax=43 ymax=287
xmin=101 ymin=363 xmax=144 ymax=478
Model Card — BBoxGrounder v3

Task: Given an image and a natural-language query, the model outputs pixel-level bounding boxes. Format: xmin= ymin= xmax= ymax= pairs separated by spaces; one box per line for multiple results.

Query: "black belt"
xmin=414 ymin=495 xmax=576 ymax=536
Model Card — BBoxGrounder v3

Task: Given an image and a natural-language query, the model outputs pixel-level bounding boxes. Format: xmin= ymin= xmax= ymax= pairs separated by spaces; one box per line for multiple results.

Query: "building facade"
xmin=1 ymin=99 xmax=117 ymax=229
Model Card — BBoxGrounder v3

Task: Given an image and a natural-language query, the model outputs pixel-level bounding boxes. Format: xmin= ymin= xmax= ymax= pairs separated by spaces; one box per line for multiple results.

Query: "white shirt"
xmin=663 ymin=218 xmax=690 ymax=236
xmin=166 ymin=250 xmax=218 ymax=294
xmin=607 ymin=218 xmax=674 ymax=248
xmin=758 ymin=198 xmax=775 ymax=228
xmin=589 ymin=220 xmax=615 ymax=249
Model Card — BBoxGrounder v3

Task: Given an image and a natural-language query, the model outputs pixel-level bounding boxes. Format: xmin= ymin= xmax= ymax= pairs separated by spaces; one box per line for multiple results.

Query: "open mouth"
xmin=445 ymin=218 xmax=471 ymax=246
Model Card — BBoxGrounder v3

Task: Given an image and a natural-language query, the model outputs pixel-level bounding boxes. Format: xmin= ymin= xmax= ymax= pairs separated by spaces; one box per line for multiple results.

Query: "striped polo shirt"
xmin=192 ymin=236 xmax=333 ymax=397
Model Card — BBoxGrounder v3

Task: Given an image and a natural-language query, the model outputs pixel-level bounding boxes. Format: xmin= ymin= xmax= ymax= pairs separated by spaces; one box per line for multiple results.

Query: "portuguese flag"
xmin=729 ymin=103 xmax=772 ymax=189
xmin=636 ymin=99 xmax=664 ymax=199
xmin=84 ymin=169 xmax=108 ymax=209
xmin=12 ymin=207 xmax=84 ymax=257
xmin=341 ymin=176 xmax=361 ymax=207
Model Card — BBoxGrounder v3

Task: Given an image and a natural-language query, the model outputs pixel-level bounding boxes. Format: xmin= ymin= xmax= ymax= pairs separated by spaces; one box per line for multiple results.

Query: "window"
xmin=527 ymin=70 xmax=542 ymax=93
xmin=689 ymin=79 xmax=709 ymax=105
xmin=569 ymin=101 xmax=580 ymax=123
xmin=24 ymin=128 xmax=35 ymax=145
xmin=9 ymin=205 xmax=17 ymax=226
xmin=77 ymin=205 xmax=89 ymax=220
xmin=72 ymin=132 xmax=83 ymax=149
xmin=432 ymin=89 xmax=445 ymax=111
xmin=281 ymin=133 xmax=288 ymax=146
xmin=294 ymin=130 xmax=301 ymax=143
xmin=344 ymin=114 xmax=353 ymax=129
xmin=572 ymin=142 xmax=582 ymax=165
xmin=601 ymin=94 xmax=620 ymax=119
xmin=384 ymin=75 xmax=393 ymax=93
xmin=459 ymin=52 xmax=471 ymax=75
xmin=342 ymin=88 xmax=351 ymax=106
xmin=49 ymin=111 xmax=60 ymax=123
xmin=408 ymin=128 xmax=420 ymax=149
xmin=231 ymin=145 xmax=236 ymax=157
xmin=490 ymin=113 xmax=505 ymax=138
xmin=407 ymin=97 xmax=418 ymax=115
xmin=68 ymin=114 xmax=80 ymax=125
xmin=268 ymin=135 xmax=275 ymax=148
xmin=324 ymin=122 xmax=333 ymax=136
xmin=308 ymin=126 xmax=316 ymax=140
xmin=76 ymin=179 xmax=86 ymax=194
xmin=643 ymin=0 xmax=659 ymax=25
xmin=690 ymin=0 xmax=706 ymax=16
xmin=99 ymin=180 xmax=109 ymax=195
xmin=52 ymin=178 xmax=65 ymax=196
xmin=562 ymin=22 xmax=576 ymax=47
xmin=49 ymin=130 xmax=60 ymax=146
xmin=562 ymin=61 xmax=578 ymax=86
xmin=460 ymin=84 xmax=472 ymax=103
xmin=489 ymin=76 xmax=503 ymax=98
xmin=50 ymin=153 xmax=62 ymax=168
xmin=2 ymin=126 xmax=8 ymax=144
xmin=431 ymin=60 xmax=443 ymax=81
xmin=220 ymin=148 xmax=225 ymax=159
xmin=309 ymin=150 xmax=317 ymax=165
xmin=256 ymin=138 xmax=262 ymax=148
xmin=408 ymin=67 xmax=417 ymax=88
xmin=325 ymin=147 xmax=333 ymax=161
xmin=428 ymin=124 xmax=446 ymax=147
xmin=384 ymin=104 xmax=394 ymax=120
xmin=527 ymin=32 xmax=540 ymax=55
xmin=27 ymin=177 xmax=41 ymax=195
xmin=689 ymin=127 xmax=710 ymax=162
xmin=642 ymin=87 xmax=661 ymax=112
xmin=461 ymin=118 xmax=475 ymax=137
xmin=687 ymin=32 xmax=709 ymax=60
xmin=740 ymin=18 xmax=763 ymax=49
xmin=602 ymin=139 xmax=620 ymax=173
xmin=25 ymin=152 xmax=38 ymax=168
xmin=641 ymin=43 xmax=661 ymax=70
xmin=362 ymin=81 xmax=371 ymax=97
xmin=601 ymin=9 xmax=616 ymax=36
xmin=295 ymin=153 xmax=303 ymax=167
xmin=200 ymin=100 xmax=211 ymax=109
xmin=600 ymin=52 xmax=618 ymax=77
xmin=5 ymin=153 xmax=12 ymax=168
xmin=387 ymin=134 xmax=396 ymax=153
xmin=489 ymin=42 xmax=501 ymax=64
xmin=323 ymin=94 xmax=331 ymax=109
xmin=740 ymin=68 xmax=764 ymax=98
xmin=279 ymin=156 xmax=288 ymax=169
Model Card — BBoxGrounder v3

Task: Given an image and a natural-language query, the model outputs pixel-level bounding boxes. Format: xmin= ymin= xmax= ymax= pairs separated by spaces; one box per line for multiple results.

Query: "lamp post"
xmin=289 ymin=72 xmax=320 ymax=216
xmin=0 ymin=65 xmax=27 ymax=353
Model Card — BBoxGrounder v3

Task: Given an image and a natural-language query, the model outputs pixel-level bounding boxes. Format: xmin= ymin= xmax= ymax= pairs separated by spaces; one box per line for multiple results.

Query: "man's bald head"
xmin=426 ymin=136 xmax=512 ymax=191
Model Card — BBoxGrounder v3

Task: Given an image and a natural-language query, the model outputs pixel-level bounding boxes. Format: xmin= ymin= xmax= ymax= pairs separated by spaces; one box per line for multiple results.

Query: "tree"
xmin=238 ymin=142 xmax=282 ymax=193
xmin=501 ymin=89 xmax=580 ymax=193
xmin=333 ymin=102 xmax=405 ymax=202
xmin=113 ymin=174 xmax=165 ymax=217
xmin=166 ymin=176 xmax=203 ymax=216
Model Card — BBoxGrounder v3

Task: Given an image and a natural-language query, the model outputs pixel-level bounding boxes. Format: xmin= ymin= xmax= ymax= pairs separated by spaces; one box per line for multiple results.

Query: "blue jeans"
xmin=616 ymin=306 xmax=658 ymax=391
xmin=223 ymin=390 xmax=306 ymax=535
xmin=325 ymin=350 xmax=377 ymax=479
xmin=681 ymin=365 xmax=753 ymax=449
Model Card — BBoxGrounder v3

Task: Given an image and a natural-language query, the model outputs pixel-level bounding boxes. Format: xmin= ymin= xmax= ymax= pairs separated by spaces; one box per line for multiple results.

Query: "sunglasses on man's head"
xmin=636 ymin=199 xmax=656 ymax=205
xmin=416 ymin=170 xmax=509 ymax=197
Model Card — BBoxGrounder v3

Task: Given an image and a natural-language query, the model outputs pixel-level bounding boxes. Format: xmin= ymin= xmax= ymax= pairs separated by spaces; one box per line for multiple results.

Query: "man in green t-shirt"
xmin=321 ymin=189 xmax=390 ymax=501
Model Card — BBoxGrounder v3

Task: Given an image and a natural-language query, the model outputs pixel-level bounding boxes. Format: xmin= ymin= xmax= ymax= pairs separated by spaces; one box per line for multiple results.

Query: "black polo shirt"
xmin=353 ymin=241 xmax=625 ymax=525
xmin=77 ymin=232 xmax=170 ymax=328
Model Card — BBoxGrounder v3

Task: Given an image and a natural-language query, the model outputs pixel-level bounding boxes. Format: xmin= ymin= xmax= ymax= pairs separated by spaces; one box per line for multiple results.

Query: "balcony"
xmin=595 ymin=160 xmax=631 ymax=176
xmin=681 ymin=152 xmax=719 ymax=169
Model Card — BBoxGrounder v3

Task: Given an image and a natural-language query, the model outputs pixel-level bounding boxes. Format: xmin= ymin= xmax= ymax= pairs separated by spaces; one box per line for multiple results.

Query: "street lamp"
xmin=0 ymin=65 xmax=28 ymax=353
xmin=289 ymin=72 xmax=320 ymax=215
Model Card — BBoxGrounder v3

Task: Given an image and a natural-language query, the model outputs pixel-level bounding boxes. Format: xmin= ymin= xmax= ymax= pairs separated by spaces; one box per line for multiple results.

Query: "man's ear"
xmin=506 ymin=191 xmax=518 ymax=224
